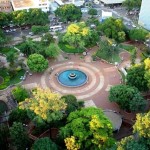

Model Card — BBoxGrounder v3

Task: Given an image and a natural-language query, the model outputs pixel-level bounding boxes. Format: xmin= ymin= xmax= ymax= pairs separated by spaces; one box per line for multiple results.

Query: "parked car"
xmin=29 ymin=32 xmax=34 ymax=36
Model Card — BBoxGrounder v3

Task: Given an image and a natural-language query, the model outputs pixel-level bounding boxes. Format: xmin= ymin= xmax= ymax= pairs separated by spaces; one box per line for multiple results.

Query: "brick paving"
xmin=23 ymin=52 xmax=122 ymax=112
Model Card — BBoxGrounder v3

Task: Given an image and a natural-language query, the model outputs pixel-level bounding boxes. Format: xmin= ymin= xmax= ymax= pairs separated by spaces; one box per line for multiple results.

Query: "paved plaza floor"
xmin=23 ymin=52 xmax=122 ymax=111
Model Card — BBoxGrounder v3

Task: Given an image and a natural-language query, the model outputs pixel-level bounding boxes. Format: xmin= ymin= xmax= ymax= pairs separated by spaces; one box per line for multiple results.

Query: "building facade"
xmin=138 ymin=0 xmax=150 ymax=31
xmin=0 ymin=0 xmax=12 ymax=12
xmin=11 ymin=0 xmax=49 ymax=12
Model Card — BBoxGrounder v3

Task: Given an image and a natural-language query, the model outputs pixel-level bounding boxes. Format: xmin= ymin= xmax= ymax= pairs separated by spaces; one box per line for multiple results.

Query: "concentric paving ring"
xmin=41 ymin=62 xmax=104 ymax=99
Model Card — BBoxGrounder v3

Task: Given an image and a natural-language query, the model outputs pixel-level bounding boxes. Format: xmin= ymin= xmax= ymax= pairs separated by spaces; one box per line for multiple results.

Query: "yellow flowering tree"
xmin=133 ymin=111 xmax=150 ymax=138
xmin=60 ymin=107 xmax=115 ymax=150
xmin=114 ymin=112 xmax=150 ymax=150
xmin=63 ymin=22 xmax=90 ymax=49
xmin=19 ymin=87 xmax=67 ymax=124
xmin=144 ymin=58 xmax=150 ymax=88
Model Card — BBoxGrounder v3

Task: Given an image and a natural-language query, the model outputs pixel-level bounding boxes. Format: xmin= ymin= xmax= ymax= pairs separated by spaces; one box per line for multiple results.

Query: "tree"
xmin=55 ymin=4 xmax=82 ymax=22
xmin=27 ymin=54 xmax=48 ymax=72
xmin=32 ymin=137 xmax=58 ymax=150
xmin=19 ymin=87 xmax=67 ymax=124
xmin=41 ymin=33 xmax=54 ymax=46
xmin=61 ymin=95 xmax=84 ymax=114
xmin=0 ymin=12 xmax=9 ymax=27
xmin=0 ymin=124 xmax=9 ymax=150
xmin=62 ymin=22 xmax=90 ymax=49
xmin=60 ymin=107 xmax=115 ymax=150
xmin=133 ymin=111 xmax=150 ymax=139
xmin=12 ymin=10 xmax=29 ymax=26
xmin=10 ymin=122 xmax=30 ymax=150
xmin=0 ymin=29 xmax=7 ymax=46
xmin=129 ymin=29 xmax=149 ymax=42
xmin=88 ymin=8 xmax=97 ymax=16
xmin=97 ymin=17 xmax=126 ymax=42
xmin=96 ymin=40 xmax=118 ymax=62
xmin=126 ymin=64 xmax=149 ymax=91
xmin=31 ymin=25 xmax=49 ymax=34
xmin=12 ymin=85 xmax=29 ymax=102
xmin=109 ymin=85 xmax=147 ymax=112
xmin=28 ymin=8 xmax=49 ymax=25
xmin=9 ymin=108 xmax=29 ymax=126
xmin=123 ymin=0 xmax=142 ymax=11
xmin=45 ymin=43 xmax=60 ymax=58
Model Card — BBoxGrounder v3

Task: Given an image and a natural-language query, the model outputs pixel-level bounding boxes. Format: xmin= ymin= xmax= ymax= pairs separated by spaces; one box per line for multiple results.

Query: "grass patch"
xmin=96 ymin=51 xmax=121 ymax=63
xmin=0 ymin=68 xmax=25 ymax=90
xmin=58 ymin=42 xmax=85 ymax=53
xmin=0 ymin=47 xmax=17 ymax=56
xmin=118 ymin=44 xmax=136 ymax=53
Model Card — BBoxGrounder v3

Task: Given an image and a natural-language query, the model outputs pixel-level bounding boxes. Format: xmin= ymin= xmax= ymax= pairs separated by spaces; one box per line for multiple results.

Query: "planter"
xmin=51 ymin=128 xmax=59 ymax=139
xmin=120 ymin=109 xmax=136 ymax=120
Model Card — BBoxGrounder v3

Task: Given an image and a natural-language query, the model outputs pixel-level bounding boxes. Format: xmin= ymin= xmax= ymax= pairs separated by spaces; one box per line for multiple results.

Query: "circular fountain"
xmin=57 ymin=69 xmax=88 ymax=87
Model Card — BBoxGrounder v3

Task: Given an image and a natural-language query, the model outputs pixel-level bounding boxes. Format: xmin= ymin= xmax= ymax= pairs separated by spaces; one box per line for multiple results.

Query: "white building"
xmin=100 ymin=0 xmax=124 ymax=5
xmin=138 ymin=0 xmax=150 ymax=31
xmin=11 ymin=0 xmax=49 ymax=12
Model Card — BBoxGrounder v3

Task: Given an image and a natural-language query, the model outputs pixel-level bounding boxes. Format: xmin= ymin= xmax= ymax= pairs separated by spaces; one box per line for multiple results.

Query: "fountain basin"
xmin=57 ymin=69 xmax=88 ymax=87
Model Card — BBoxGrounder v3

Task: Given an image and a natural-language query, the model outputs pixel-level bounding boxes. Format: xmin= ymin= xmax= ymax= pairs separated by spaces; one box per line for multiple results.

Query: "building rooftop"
xmin=101 ymin=0 xmax=124 ymax=4
xmin=11 ymin=0 xmax=35 ymax=9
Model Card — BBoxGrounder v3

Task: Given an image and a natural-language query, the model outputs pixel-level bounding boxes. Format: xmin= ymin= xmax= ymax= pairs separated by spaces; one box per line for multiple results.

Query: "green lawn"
xmin=0 ymin=69 xmax=25 ymax=90
xmin=118 ymin=44 xmax=136 ymax=53
xmin=58 ymin=42 xmax=85 ymax=53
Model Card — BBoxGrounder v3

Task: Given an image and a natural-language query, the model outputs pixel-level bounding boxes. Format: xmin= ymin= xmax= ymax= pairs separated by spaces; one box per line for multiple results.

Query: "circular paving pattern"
xmin=41 ymin=62 xmax=105 ymax=99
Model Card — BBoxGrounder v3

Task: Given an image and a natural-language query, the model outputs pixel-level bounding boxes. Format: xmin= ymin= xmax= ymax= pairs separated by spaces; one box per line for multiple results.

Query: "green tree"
xmin=0 ymin=29 xmax=7 ymax=46
xmin=97 ymin=17 xmax=126 ymax=42
xmin=28 ymin=8 xmax=49 ymax=25
xmin=19 ymin=87 xmax=67 ymax=124
xmin=61 ymin=94 xmax=84 ymax=114
xmin=60 ymin=107 xmax=115 ymax=150
xmin=12 ymin=85 xmax=29 ymax=102
xmin=0 ymin=124 xmax=9 ymax=150
xmin=88 ymin=8 xmax=97 ymax=16
xmin=129 ymin=29 xmax=149 ymax=42
xmin=126 ymin=64 xmax=149 ymax=91
xmin=10 ymin=122 xmax=30 ymax=150
xmin=55 ymin=4 xmax=82 ymax=22
xmin=45 ymin=43 xmax=60 ymax=58
xmin=123 ymin=0 xmax=142 ymax=11
xmin=0 ymin=12 xmax=9 ymax=27
xmin=41 ymin=33 xmax=54 ymax=46
xmin=12 ymin=10 xmax=28 ymax=26
xmin=32 ymin=137 xmax=58 ymax=150
xmin=109 ymin=84 xmax=147 ymax=112
xmin=9 ymin=108 xmax=29 ymax=126
xmin=27 ymin=54 xmax=48 ymax=72
xmin=31 ymin=25 xmax=49 ymax=34
xmin=96 ymin=40 xmax=118 ymax=62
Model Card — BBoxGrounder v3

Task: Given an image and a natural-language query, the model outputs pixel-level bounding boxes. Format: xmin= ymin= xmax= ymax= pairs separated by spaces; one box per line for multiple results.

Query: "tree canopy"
xmin=88 ymin=8 xmax=98 ymax=16
xmin=10 ymin=122 xmax=30 ymax=150
xmin=32 ymin=137 xmax=58 ymax=150
xmin=19 ymin=87 xmax=67 ymax=124
xmin=27 ymin=53 xmax=48 ymax=72
xmin=45 ymin=43 xmax=60 ymax=58
xmin=62 ymin=22 xmax=98 ymax=49
xmin=60 ymin=107 xmax=115 ymax=150
xmin=126 ymin=64 xmax=149 ymax=91
xmin=129 ymin=29 xmax=149 ymax=42
xmin=109 ymin=84 xmax=147 ymax=112
xmin=55 ymin=4 xmax=82 ymax=22
xmin=123 ymin=0 xmax=142 ymax=11
xmin=97 ymin=17 xmax=126 ymax=42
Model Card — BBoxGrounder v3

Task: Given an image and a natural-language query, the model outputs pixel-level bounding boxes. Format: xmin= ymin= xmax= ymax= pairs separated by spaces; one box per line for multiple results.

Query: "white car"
xmin=132 ymin=24 xmax=136 ymax=28
xmin=29 ymin=32 xmax=34 ymax=36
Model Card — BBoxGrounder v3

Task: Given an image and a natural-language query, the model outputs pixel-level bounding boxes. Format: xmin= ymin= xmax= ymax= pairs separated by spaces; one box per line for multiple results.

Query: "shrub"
xmin=12 ymin=85 xmax=29 ymax=102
